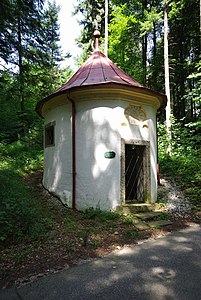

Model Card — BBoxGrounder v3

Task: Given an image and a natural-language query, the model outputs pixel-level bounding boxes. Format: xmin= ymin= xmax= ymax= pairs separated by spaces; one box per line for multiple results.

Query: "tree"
xmin=164 ymin=0 xmax=172 ymax=154
xmin=0 ymin=0 xmax=72 ymax=142
xmin=74 ymin=0 xmax=106 ymax=60
xmin=0 ymin=0 xmax=45 ymax=134
xmin=108 ymin=4 xmax=142 ymax=81
xmin=105 ymin=0 xmax=109 ymax=56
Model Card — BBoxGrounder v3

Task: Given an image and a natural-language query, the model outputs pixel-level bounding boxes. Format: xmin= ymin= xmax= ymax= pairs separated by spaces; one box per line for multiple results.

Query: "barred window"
xmin=45 ymin=122 xmax=55 ymax=147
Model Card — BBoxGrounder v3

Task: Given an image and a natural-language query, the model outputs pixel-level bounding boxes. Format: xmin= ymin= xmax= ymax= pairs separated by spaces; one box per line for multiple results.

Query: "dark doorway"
xmin=125 ymin=144 xmax=146 ymax=203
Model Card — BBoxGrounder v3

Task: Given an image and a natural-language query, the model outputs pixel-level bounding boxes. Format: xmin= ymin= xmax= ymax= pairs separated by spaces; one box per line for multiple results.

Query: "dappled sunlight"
xmin=172 ymin=245 xmax=193 ymax=252
xmin=151 ymin=266 xmax=176 ymax=280
xmin=113 ymin=246 xmax=141 ymax=256
xmin=15 ymin=224 xmax=201 ymax=299
xmin=75 ymin=103 xmax=121 ymax=210
xmin=93 ymin=144 xmax=110 ymax=177
xmin=42 ymin=99 xmax=161 ymax=209
xmin=143 ymin=282 xmax=176 ymax=299
xmin=52 ymin=157 xmax=61 ymax=190
xmin=43 ymin=105 xmax=72 ymax=206
xmin=172 ymin=236 xmax=189 ymax=242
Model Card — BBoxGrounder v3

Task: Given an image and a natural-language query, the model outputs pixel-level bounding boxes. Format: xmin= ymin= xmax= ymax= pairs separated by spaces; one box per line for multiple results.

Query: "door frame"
xmin=120 ymin=139 xmax=151 ymax=205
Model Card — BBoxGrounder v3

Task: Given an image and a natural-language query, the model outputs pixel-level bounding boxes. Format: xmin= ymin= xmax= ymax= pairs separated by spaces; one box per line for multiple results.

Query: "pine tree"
xmin=0 ymin=0 xmax=68 ymax=139
xmin=74 ymin=0 xmax=106 ymax=60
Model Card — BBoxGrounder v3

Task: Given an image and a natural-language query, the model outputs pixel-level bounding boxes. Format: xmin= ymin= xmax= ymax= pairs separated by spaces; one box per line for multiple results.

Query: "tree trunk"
xmin=105 ymin=0 xmax=108 ymax=56
xmin=17 ymin=17 xmax=25 ymax=136
xmin=142 ymin=0 xmax=147 ymax=85
xmin=152 ymin=21 xmax=157 ymax=89
xmin=164 ymin=0 xmax=172 ymax=155
xmin=142 ymin=34 xmax=147 ymax=85
xmin=200 ymin=0 xmax=201 ymax=53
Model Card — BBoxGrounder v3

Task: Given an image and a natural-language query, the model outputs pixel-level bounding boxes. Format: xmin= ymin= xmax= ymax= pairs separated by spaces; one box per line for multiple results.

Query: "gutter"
xmin=156 ymin=115 xmax=160 ymax=185
xmin=67 ymin=93 xmax=76 ymax=209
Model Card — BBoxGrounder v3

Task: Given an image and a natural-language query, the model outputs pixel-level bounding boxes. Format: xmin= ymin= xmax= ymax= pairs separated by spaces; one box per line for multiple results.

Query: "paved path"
xmin=1 ymin=224 xmax=201 ymax=300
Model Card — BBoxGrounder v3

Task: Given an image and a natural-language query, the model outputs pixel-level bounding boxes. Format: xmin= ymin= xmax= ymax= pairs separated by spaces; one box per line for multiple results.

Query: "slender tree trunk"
xmin=152 ymin=21 xmax=157 ymax=89
xmin=179 ymin=23 xmax=185 ymax=121
xmin=142 ymin=34 xmax=147 ymax=85
xmin=164 ymin=0 xmax=172 ymax=155
xmin=200 ymin=0 xmax=201 ymax=53
xmin=105 ymin=0 xmax=108 ymax=56
xmin=17 ymin=17 xmax=25 ymax=135
xmin=142 ymin=0 xmax=147 ymax=85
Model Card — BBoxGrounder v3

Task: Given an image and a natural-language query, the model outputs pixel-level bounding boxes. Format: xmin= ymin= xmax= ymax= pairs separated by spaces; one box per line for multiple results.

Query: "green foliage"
xmin=74 ymin=0 xmax=106 ymax=57
xmin=123 ymin=230 xmax=139 ymax=239
xmin=0 ymin=0 xmax=73 ymax=142
xmin=83 ymin=207 xmax=121 ymax=221
xmin=152 ymin=213 xmax=170 ymax=221
xmin=158 ymin=120 xmax=201 ymax=208
xmin=0 ymin=141 xmax=52 ymax=243
xmin=82 ymin=228 xmax=90 ymax=246
xmin=185 ymin=60 xmax=201 ymax=108
xmin=140 ymin=7 xmax=162 ymax=36
xmin=108 ymin=4 xmax=143 ymax=82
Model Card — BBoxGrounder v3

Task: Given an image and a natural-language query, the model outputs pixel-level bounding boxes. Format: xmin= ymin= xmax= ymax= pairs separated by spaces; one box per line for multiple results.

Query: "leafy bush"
xmin=158 ymin=120 xmax=201 ymax=208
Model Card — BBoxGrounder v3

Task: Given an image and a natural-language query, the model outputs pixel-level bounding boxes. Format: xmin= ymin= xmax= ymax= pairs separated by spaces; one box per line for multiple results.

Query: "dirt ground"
xmin=0 ymin=171 xmax=200 ymax=289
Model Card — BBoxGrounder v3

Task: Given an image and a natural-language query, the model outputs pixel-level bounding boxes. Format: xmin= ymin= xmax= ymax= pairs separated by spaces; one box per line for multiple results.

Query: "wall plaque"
xmin=104 ymin=151 xmax=116 ymax=159
xmin=124 ymin=105 xmax=146 ymax=123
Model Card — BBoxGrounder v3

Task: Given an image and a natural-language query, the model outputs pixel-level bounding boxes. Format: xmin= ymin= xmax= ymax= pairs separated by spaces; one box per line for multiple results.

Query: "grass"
xmin=1 ymin=127 xmax=200 ymax=288
xmin=0 ymin=134 xmax=200 ymax=268
xmin=159 ymin=153 xmax=201 ymax=209
xmin=158 ymin=121 xmax=201 ymax=210
xmin=152 ymin=213 xmax=170 ymax=221
xmin=83 ymin=207 xmax=122 ymax=221
xmin=0 ymin=140 xmax=50 ymax=243
xmin=0 ymin=140 xmax=145 ymax=249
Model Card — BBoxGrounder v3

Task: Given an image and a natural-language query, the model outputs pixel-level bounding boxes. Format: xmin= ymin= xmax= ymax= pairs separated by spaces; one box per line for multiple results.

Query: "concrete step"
xmin=148 ymin=220 xmax=173 ymax=228
xmin=134 ymin=221 xmax=150 ymax=230
xmin=120 ymin=204 xmax=155 ymax=214
xmin=134 ymin=212 xmax=165 ymax=221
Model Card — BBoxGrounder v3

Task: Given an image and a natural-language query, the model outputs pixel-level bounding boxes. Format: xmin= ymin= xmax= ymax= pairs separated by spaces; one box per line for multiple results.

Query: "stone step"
xmin=134 ymin=221 xmax=150 ymax=231
xmin=135 ymin=212 xmax=165 ymax=221
xmin=121 ymin=204 xmax=155 ymax=214
xmin=148 ymin=220 xmax=173 ymax=228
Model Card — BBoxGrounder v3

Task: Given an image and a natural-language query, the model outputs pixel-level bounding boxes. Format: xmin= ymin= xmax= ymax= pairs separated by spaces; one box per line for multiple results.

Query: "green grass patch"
xmin=158 ymin=121 xmax=201 ymax=209
xmin=152 ymin=213 xmax=171 ymax=221
xmin=123 ymin=230 xmax=140 ymax=239
xmin=83 ymin=207 xmax=122 ymax=221
xmin=0 ymin=141 xmax=52 ymax=244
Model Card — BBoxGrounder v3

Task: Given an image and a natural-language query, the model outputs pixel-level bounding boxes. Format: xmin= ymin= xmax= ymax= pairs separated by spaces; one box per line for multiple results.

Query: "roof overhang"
xmin=36 ymin=83 xmax=167 ymax=117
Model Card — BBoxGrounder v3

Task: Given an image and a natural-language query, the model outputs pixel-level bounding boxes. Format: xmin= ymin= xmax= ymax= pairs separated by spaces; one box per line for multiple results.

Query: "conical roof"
xmin=36 ymin=48 xmax=167 ymax=116
xmin=56 ymin=50 xmax=143 ymax=92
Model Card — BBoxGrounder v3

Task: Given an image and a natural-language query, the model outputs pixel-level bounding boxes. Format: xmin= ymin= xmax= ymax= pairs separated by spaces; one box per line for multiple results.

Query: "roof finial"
xmin=93 ymin=21 xmax=100 ymax=51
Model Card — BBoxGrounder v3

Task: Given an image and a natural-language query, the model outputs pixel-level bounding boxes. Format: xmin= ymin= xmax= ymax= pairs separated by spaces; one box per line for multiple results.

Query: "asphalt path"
xmin=1 ymin=223 xmax=201 ymax=300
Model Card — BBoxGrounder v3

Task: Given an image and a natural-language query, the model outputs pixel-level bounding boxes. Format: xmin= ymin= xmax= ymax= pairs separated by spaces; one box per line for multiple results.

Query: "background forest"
xmin=0 ymin=0 xmax=200 ymax=244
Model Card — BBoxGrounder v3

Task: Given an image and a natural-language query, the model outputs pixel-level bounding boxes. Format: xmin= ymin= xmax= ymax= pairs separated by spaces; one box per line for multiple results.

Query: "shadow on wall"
xmin=44 ymin=101 xmax=158 ymax=210
xmin=45 ymin=112 xmax=72 ymax=206
xmin=76 ymin=105 xmax=121 ymax=211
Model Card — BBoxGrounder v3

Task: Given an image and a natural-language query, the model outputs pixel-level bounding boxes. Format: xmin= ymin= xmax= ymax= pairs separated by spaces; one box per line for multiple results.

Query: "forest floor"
xmin=1 ymin=171 xmax=201 ymax=290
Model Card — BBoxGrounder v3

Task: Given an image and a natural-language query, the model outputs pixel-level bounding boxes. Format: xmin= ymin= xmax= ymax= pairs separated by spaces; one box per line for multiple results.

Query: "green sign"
xmin=104 ymin=151 xmax=116 ymax=159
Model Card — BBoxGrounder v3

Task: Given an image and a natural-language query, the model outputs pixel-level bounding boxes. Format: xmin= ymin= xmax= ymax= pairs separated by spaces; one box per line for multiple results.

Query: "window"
xmin=45 ymin=122 xmax=55 ymax=147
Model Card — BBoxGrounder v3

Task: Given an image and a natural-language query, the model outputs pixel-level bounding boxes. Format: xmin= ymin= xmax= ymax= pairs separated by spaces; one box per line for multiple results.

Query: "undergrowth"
xmin=0 ymin=140 xmax=50 ymax=244
xmin=158 ymin=120 xmax=201 ymax=209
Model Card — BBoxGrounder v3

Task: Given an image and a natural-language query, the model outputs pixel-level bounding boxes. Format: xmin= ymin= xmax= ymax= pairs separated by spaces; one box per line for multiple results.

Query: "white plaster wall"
xmin=144 ymin=105 xmax=158 ymax=202
xmin=43 ymin=99 xmax=158 ymax=211
xmin=43 ymin=103 xmax=73 ymax=207
xmin=75 ymin=101 xmax=121 ymax=211
xmin=75 ymin=100 xmax=157 ymax=211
